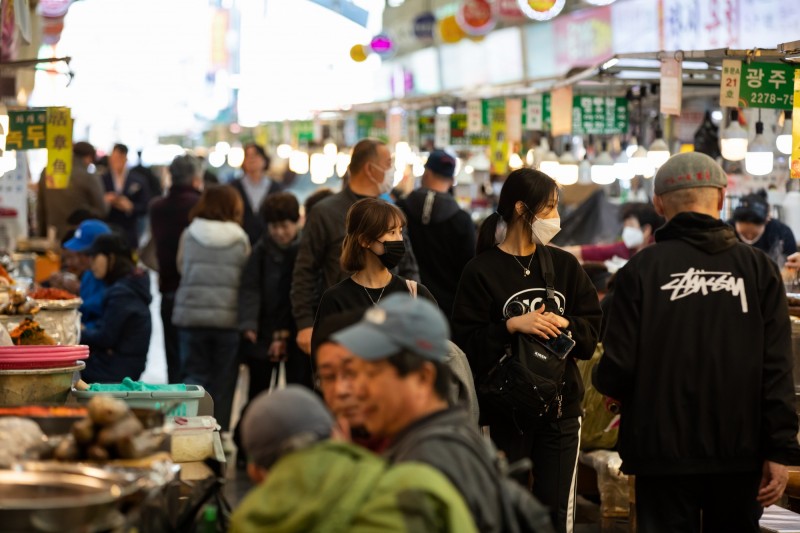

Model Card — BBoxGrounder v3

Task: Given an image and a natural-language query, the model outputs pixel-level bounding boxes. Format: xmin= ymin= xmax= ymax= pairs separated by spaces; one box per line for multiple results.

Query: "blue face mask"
xmin=378 ymin=192 xmax=394 ymax=204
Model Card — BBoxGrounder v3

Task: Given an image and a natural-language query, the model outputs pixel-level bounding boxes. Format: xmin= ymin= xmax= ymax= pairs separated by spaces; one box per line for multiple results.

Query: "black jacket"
xmin=594 ymin=212 xmax=799 ymax=476
xmin=398 ymin=189 xmax=476 ymax=321
xmin=230 ymin=177 xmax=283 ymax=245
xmin=149 ymin=185 xmax=201 ymax=293
xmin=452 ymin=246 xmax=602 ymax=424
xmin=291 ymin=187 xmax=421 ymax=330
xmin=727 ymin=217 xmax=798 ymax=263
xmin=101 ymin=170 xmax=151 ymax=249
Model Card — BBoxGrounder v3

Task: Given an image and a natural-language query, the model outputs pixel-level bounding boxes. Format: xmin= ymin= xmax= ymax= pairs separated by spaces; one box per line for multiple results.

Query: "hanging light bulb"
xmin=614 ymin=151 xmax=635 ymax=181
xmin=289 ymin=150 xmax=310 ymax=175
xmin=745 ymin=120 xmax=774 ymax=176
xmin=508 ymin=152 xmax=524 ymax=170
xmin=214 ymin=141 xmax=231 ymax=156
xmin=720 ymin=109 xmax=748 ymax=161
xmin=336 ymin=152 xmax=351 ymax=178
xmin=776 ymin=110 xmax=793 ymax=155
xmin=625 ymin=136 xmax=639 ymax=158
xmin=629 ymin=146 xmax=653 ymax=177
xmin=310 ymin=153 xmax=333 ymax=184
xmin=227 ymin=145 xmax=245 ymax=168
xmin=276 ymin=144 xmax=293 ymax=159
xmin=647 ymin=137 xmax=671 ymax=169
xmin=555 ymin=150 xmax=579 ymax=185
xmin=323 ymin=141 xmax=338 ymax=159
xmin=208 ymin=150 xmax=226 ymax=168
xmin=591 ymin=150 xmax=616 ymax=185
xmin=539 ymin=150 xmax=560 ymax=176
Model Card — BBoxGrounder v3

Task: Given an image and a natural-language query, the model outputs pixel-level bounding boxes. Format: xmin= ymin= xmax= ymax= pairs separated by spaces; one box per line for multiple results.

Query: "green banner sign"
xmin=481 ymin=99 xmax=505 ymax=126
xmin=523 ymin=94 xmax=552 ymax=131
xmin=738 ymin=62 xmax=796 ymax=110
xmin=356 ymin=113 xmax=387 ymax=142
xmin=572 ymin=96 xmax=628 ymax=135
xmin=6 ymin=110 xmax=47 ymax=150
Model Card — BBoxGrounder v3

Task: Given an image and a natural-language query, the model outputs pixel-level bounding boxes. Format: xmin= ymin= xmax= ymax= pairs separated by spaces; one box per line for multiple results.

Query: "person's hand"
xmin=507 ymin=304 xmax=562 ymax=338
xmin=104 ymin=192 xmax=117 ymax=204
xmin=787 ymin=252 xmax=800 ymax=270
xmin=243 ymin=330 xmax=257 ymax=344
xmin=296 ymin=327 xmax=312 ymax=355
xmin=332 ymin=416 xmax=352 ymax=442
xmin=268 ymin=340 xmax=286 ymax=362
xmin=113 ymin=196 xmax=134 ymax=214
xmin=542 ymin=311 xmax=569 ymax=329
xmin=758 ymin=460 xmax=789 ymax=507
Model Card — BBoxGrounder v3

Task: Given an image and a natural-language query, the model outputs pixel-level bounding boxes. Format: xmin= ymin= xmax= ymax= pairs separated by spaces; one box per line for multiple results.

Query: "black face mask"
xmin=374 ymin=240 xmax=406 ymax=270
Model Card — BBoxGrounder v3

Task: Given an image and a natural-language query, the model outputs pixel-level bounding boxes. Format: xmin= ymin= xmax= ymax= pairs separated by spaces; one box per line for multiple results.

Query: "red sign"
xmin=457 ymin=0 xmax=496 ymax=36
xmin=497 ymin=0 xmax=526 ymax=20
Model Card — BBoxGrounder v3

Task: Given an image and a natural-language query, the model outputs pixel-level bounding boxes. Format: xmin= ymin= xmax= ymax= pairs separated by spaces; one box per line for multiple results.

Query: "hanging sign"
xmin=450 ymin=114 xmax=468 ymax=144
xmin=467 ymin=100 xmax=483 ymax=134
xmin=550 ymin=87 xmax=573 ymax=136
xmin=387 ymin=111 xmax=404 ymax=147
xmin=406 ymin=110 xmax=419 ymax=148
xmin=456 ymin=0 xmax=497 ymax=37
xmin=719 ymin=59 xmax=741 ymax=108
xmin=792 ymin=69 xmax=800 ymax=178
xmin=434 ymin=113 xmax=451 ymax=148
xmin=44 ymin=107 xmax=72 ymax=189
xmin=5 ymin=109 xmax=47 ymax=150
xmin=660 ymin=57 xmax=683 ymax=116
xmin=488 ymin=102 xmax=508 ymax=175
xmin=722 ymin=60 xmax=796 ymax=110
xmin=572 ymin=96 xmax=629 ymax=135
xmin=356 ymin=113 xmax=387 ymax=142
xmin=413 ymin=12 xmax=436 ymax=40
xmin=505 ymin=98 xmax=523 ymax=143
xmin=524 ymin=94 xmax=551 ymax=131
xmin=481 ymin=99 xmax=505 ymax=126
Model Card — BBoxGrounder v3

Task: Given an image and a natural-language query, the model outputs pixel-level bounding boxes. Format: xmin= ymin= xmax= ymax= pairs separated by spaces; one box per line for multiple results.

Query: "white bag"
xmin=268 ymin=361 xmax=287 ymax=394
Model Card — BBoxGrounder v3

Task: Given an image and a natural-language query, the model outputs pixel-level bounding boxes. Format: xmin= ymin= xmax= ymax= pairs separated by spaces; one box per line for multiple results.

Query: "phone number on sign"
xmin=747 ymin=92 xmax=793 ymax=106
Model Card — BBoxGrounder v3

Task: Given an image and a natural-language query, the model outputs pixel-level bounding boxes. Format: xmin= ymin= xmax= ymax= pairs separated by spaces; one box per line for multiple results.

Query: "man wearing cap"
xmin=334 ymin=294 xmax=553 ymax=533
xmin=594 ymin=152 xmax=799 ymax=531
xmin=231 ymin=385 xmax=478 ymax=533
xmin=729 ymin=190 xmax=796 ymax=264
xmin=62 ymin=219 xmax=112 ymax=328
xmin=398 ymin=149 xmax=475 ymax=322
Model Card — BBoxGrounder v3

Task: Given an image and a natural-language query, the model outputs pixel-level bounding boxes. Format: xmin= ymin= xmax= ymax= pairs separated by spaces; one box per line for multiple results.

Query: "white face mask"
xmin=531 ymin=216 xmax=561 ymax=245
xmin=621 ymin=226 xmax=645 ymax=249
xmin=371 ymin=163 xmax=394 ymax=195
xmin=740 ymin=234 xmax=762 ymax=245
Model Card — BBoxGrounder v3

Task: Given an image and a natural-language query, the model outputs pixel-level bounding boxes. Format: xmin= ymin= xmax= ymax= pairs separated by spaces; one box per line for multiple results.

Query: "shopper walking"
xmin=173 ymin=185 xmax=250 ymax=431
xmin=452 ymin=168 xmax=601 ymax=533
xmin=311 ymin=197 xmax=435 ymax=353
xmin=291 ymin=138 xmax=420 ymax=355
xmin=398 ymin=149 xmax=475 ymax=322
xmin=101 ymin=143 xmax=151 ymax=250
xmin=230 ymin=143 xmax=283 ymax=244
xmin=594 ymin=153 xmax=799 ymax=532
xmin=149 ymin=154 xmax=203 ymax=384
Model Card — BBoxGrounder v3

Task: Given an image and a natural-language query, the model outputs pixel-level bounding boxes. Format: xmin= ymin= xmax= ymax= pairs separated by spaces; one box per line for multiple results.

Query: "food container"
xmin=0 ymin=307 xmax=81 ymax=346
xmin=0 ymin=362 xmax=84 ymax=406
xmin=168 ymin=416 xmax=219 ymax=463
xmin=71 ymin=385 xmax=206 ymax=417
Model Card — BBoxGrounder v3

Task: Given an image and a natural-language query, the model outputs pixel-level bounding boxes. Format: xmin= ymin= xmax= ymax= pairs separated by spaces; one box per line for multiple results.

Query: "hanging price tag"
xmin=551 ymin=86 xmax=573 ymax=136
xmin=660 ymin=58 xmax=683 ymax=116
xmin=505 ymin=98 xmax=522 ymax=143
xmin=467 ymin=100 xmax=483 ymax=133
xmin=719 ymin=59 xmax=742 ymax=108
xmin=435 ymin=113 xmax=451 ymax=148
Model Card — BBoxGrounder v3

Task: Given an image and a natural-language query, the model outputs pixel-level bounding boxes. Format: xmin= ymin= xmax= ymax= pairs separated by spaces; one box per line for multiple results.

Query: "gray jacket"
xmin=291 ymin=187 xmax=421 ymax=330
xmin=172 ymin=218 xmax=250 ymax=329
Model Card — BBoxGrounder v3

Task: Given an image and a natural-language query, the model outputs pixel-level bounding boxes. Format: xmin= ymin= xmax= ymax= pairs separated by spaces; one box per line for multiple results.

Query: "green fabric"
xmin=87 ymin=377 xmax=187 ymax=392
xmin=230 ymin=441 xmax=477 ymax=533
xmin=578 ymin=343 xmax=619 ymax=451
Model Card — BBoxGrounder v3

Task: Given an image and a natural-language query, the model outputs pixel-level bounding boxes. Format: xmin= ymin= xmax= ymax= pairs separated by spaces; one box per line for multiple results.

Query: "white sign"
xmin=526 ymin=94 xmax=544 ymax=130
xmin=719 ymin=59 xmax=742 ymax=107
xmin=387 ymin=111 xmax=404 ymax=147
xmin=660 ymin=58 xmax=683 ymax=116
xmin=505 ymin=98 xmax=523 ymax=143
xmin=435 ymin=114 xmax=451 ymax=149
xmin=467 ymin=100 xmax=483 ymax=134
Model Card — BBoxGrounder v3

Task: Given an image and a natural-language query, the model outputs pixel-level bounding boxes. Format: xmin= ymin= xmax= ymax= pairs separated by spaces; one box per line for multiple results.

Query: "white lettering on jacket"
xmin=660 ymin=268 xmax=748 ymax=313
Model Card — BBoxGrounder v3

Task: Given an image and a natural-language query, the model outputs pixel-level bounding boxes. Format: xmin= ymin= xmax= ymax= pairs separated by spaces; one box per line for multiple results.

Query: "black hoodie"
xmin=398 ymin=188 xmax=476 ymax=320
xmin=595 ymin=212 xmax=799 ymax=476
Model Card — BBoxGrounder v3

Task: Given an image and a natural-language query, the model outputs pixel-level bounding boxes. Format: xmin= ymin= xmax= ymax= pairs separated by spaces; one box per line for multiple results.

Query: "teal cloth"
xmin=87 ymin=377 xmax=187 ymax=392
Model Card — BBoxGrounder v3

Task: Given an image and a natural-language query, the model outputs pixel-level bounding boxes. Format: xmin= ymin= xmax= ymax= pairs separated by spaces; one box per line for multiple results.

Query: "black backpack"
xmin=478 ymin=246 xmax=569 ymax=427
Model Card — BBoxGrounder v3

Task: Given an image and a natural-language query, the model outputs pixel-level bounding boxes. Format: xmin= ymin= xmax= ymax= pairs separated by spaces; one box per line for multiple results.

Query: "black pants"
xmin=636 ymin=472 xmax=763 ymax=533
xmin=160 ymin=293 xmax=181 ymax=384
xmin=491 ymin=416 xmax=581 ymax=533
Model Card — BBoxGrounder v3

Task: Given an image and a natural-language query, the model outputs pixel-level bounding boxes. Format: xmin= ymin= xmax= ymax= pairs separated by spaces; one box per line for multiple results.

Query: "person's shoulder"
xmin=463 ymin=247 xmax=501 ymax=273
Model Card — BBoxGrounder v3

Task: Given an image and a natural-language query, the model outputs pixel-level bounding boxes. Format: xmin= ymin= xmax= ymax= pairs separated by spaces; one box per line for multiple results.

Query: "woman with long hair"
xmin=173 ymin=185 xmax=250 ymax=432
xmin=452 ymin=168 xmax=601 ymax=533
xmin=81 ymin=233 xmax=152 ymax=383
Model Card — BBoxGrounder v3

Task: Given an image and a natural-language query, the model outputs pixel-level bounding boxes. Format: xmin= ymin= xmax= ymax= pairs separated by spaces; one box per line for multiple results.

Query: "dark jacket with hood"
xmin=81 ymin=270 xmax=152 ymax=383
xmin=398 ymin=189 xmax=476 ymax=320
xmin=230 ymin=177 xmax=283 ymax=245
xmin=594 ymin=212 xmax=799 ymax=476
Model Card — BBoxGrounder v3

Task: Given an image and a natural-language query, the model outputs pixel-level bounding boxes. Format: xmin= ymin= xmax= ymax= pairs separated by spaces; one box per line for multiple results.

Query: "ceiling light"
xmin=629 ymin=146 xmax=653 ymax=176
xmin=776 ymin=110 xmax=793 ymax=155
xmin=591 ymin=151 xmax=616 ymax=185
xmin=745 ymin=120 xmax=774 ymax=176
xmin=539 ymin=150 xmax=560 ymax=177
xmin=509 ymin=153 xmax=524 ymax=170
xmin=720 ymin=109 xmax=748 ymax=161
xmin=647 ymin=138 xmax=671 ymax=169
xmin=227 ymin=145 xmax=245 ymax=168
xmin=555 ymin=151 xmax=579 ymax=185
xmin=614 ymin=151 xmax=635 ymax=181
xmin=276 ymin=144 xmax=293 ymax=159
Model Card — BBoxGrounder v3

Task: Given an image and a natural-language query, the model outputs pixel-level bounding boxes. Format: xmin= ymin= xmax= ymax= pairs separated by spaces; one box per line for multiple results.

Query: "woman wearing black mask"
xmin=311 ymin=198 xmax=436 ymax=352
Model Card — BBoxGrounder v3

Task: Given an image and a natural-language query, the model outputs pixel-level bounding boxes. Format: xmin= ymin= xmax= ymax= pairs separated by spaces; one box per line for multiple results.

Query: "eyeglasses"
xmin=314 ymin=367 xmax=358 ymax=390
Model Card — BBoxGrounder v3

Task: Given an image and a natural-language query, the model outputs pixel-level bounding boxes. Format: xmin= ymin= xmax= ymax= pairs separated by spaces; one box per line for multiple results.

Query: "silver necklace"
xmin=511 ymin=253 xmax=534 ymax=277
xmin=363 ymin=284 xmax=387 ymax=305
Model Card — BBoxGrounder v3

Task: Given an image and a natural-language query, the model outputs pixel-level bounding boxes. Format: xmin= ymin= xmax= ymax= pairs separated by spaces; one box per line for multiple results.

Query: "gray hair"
xmin=658 ymin=187 xmax=719 ymax=214
xmin=169 ymin=154 xmax=201 ymax=187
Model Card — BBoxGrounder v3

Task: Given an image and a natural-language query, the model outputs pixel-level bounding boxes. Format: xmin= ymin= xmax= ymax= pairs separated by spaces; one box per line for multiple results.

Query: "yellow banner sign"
xmin=45 ymin=107 xmax=72 ymax=189
xmin=793 ymin=70 xmax=800 ymax=179
xmin=489 ymin=103 xmax=508 ymax=176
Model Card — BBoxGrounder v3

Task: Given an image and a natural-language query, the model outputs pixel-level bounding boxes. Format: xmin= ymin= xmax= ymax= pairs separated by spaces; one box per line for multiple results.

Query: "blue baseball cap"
xmin=63 ymin=220 xmax=111 ymax=252
xmin=332 ymin=294 xmax=450 ymax=362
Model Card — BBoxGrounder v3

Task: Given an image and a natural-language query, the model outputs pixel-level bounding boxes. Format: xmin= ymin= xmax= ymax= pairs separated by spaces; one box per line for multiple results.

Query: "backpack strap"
xmin=406 ymin=279 xmax=418 ymax=298
xmin=536 ymin=245 xmax=558 ymax=313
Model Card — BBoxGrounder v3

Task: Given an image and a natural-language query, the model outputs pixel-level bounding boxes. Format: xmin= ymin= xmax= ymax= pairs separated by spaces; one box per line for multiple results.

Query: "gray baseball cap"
xmin=241 ymin=385 xmax=334 ymax=469
xmin=654 ymin=152 xmax=728 ymax=195
xmin=332 ymin=294 xmax=450 ymax=362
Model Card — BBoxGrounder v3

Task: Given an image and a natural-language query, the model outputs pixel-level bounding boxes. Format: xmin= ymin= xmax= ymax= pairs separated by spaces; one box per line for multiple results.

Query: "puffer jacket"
xmin=229 ymin=440 xmax=477 ymax=533
xmin=172 ymin=218 xmax=250 ymax=329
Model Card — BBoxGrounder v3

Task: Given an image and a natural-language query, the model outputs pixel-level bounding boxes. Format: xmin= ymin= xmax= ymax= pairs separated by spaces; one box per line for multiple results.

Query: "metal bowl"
xmin=0 ymin=463 xmax=144 ymax=532
xmin=0 ymin=362 xmax=84 ymax=407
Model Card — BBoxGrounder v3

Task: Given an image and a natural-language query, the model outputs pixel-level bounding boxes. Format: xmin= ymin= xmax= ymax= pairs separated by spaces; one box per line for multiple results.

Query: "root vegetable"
xmin=87 ymin=445 xmax=110 ymax=461
xmin=87 ymin=396 xmax=129 ymax=426
xmin=54 ymin=435 xmax=79 ymax=461
xmin=96 ymin=413 xmax=143 ymax=447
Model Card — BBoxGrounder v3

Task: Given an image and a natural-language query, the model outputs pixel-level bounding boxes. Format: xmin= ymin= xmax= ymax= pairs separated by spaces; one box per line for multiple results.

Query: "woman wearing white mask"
xmin=452 ymin=168 xmax=601 ymax=533
xmin=564 ymin=202 xmax=664 ymax=264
